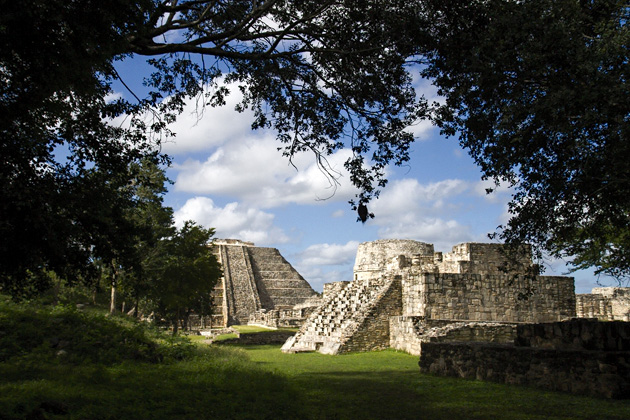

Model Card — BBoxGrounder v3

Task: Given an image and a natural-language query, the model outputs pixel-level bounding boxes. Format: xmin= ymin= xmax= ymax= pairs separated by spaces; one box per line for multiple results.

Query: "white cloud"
xmin=368 ymin=178 xmax=477 ymax=251
xmin=173 ymin=196 xmax=289 ymax=246
xmin=296 ymin=266 xmax=351 ymax=293
xmin=474 ymin=179 xmax=512 ymax=202
xmin=296 ymin=241 xmax=360 ymax=267
xmin=161 ymin=86 xmax=256 ymax=155
xmin=331 ymin=209 xmax=345 ymax=218
xmin=290 ymin=241 xmax=360 ymax=292
xmin=377 ymin=218 xmax=474 ymax=252
xmin=173 ymin=136 xmax=359 ymax=208
xmin=371 ymin=178 xmax=468 ymax=219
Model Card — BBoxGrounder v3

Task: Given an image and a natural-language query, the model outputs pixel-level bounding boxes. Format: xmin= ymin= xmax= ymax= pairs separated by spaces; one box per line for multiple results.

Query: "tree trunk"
xmin=133 ymin=293 xmax=139 ymax=318
xmin=110 ymin=282 xmax=117 ymax=315
xmin=109 ymin=260 xmax=118 ymax=315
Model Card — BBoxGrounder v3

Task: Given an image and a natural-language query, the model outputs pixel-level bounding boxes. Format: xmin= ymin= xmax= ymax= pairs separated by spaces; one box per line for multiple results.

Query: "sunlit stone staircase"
xmin=282 ymin=275 xmax=402 ymax=354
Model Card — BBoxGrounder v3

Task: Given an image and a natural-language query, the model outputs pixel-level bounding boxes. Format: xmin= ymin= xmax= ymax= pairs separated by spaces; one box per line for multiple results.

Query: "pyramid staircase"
xmin=210 ymin=243 xmax=318 ymax=326
xmin=247 ymin=247 xmax=317 ymax=309
xmin=282 ymin=275 xmax=402 ymax=354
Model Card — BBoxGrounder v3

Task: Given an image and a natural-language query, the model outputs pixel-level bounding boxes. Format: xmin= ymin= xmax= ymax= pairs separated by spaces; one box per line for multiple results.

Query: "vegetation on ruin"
xmin=1 ymin=297 xmax=630 ymax=420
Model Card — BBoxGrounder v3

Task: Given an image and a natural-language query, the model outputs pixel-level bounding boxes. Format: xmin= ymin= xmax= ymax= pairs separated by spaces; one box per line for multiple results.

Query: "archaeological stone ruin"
xmin=205 ymin=239 xmax=320 ymax=328
xmin=273 ymin=239 xmax=630 ymax=398
xmin=281 ymin=239 xmax=576 ymax=355
xmin=200 ymin=238 xmax=630 ymax=398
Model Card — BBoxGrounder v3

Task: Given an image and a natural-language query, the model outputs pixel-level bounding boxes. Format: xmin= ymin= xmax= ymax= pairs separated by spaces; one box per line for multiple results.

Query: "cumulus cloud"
xmin=296 ymin=241 xmax=360 ymax=267
xmin=331 ymin=209 xmax=345 ymax=218
xmin=290 ymin=241 xmax=360 ymax=292
xmin=173 ymin=136 xmax=359 ymax=208
xmin=377 ymin=218 xmax=474 ymax=252
xmin=173 ymin=196 xmax=289 ymax=246
xmin=161 ymin=86 xmax=257 ymax=155
xmin=295 ymin=266 xmax=352 ymax=293
xmin=369 ymin=178 xmax=477 ymax=251
xmin=371 ymin=178 xmax=468 ymax=219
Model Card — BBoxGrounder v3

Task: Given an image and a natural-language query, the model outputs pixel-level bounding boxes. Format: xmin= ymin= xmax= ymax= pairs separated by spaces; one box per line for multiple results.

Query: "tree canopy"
xmin=146 ymin=221 xmax=221 ymax=334
xmin=421 ymin=0 xmax=630 ymax=280
xmin=1 ymin=0 xmax=629 ymax=295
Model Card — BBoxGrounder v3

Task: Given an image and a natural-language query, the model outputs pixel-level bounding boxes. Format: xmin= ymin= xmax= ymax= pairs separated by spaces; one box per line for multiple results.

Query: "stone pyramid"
xmin=209 ymin=239 xmax=318 ymax=326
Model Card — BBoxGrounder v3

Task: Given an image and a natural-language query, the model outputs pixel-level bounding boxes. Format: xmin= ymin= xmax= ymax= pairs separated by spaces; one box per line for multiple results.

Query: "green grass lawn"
xmin=243 ymin=344 xmax=630 ymax=420
xmin=1 ymin=300 xmax=630 ymax=419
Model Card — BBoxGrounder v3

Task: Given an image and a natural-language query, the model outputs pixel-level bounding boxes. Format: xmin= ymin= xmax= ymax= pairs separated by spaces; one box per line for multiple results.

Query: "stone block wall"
xmin=389 ymin=316 xmax=516 ymax=356
xmin=323 ymin=281 xmax=350 ymax=300
xmin=209 ymin=241 xmax=318 ymax=327
xmin=438 ymin=243 xmax=532 ymax=275
xmin=340 ymin=275 xmax=403 ymax=353
xmin=419 ymin=319 xmax=630 ymax=399
xmin=516 ymin=318 xmax=630 ymax=351
xmin=282 ymin=275 xmax=403 ymax=354
xmin=353 ymin=240 xmax=434 ymax=280
xmin=576 ymin=288 xmax=630 ymax=321
xmin=390 ymin=316 xmax=425 ymax=355
xmin=404 ymin=273 xmax=575 ymax=323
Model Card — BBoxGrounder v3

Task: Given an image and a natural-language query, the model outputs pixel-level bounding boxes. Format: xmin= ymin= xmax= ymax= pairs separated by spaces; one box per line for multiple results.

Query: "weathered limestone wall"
xmin=353 ymin=240 xmax=434 ymax=281
xmin=248 ymin=246 xmax=317 ymax=309
xmin=437 ymin=243 xmax=532 ymax=275
xmin=340 ymin=275 xmax=403 ymax=353
xmin=248 ymin=296 xmax=321 ymax=329
xmin=576 ymin=287 xmax=630 ymax=321
xmin=389 ymin=316 xmax=516 ymax=356
xmin=419 ymin=319 xmax=630 ymax=399
xmin=515 ymin=318 xmax=630 ymax=351
xmin=403 ymin=273 xmax=575 ymax=322
xmin=323 ymin=281 xmax=350 ymax=300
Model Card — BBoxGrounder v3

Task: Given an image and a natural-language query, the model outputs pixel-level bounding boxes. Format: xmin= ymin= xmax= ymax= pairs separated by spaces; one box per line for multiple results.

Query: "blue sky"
xmin=113 ymin=58 xmax=607 ymax=294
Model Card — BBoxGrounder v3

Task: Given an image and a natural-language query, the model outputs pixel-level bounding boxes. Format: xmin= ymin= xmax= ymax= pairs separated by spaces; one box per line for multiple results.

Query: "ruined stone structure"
xmin=419 ymin=319 xmax=630 ymax=399
xmin=208 ymin=239 xmax=319 ymax=327
xmin=576 ymin=287 xmax=630 ymax=321
xmin=282 ymin=239 xmax=576 ymax=355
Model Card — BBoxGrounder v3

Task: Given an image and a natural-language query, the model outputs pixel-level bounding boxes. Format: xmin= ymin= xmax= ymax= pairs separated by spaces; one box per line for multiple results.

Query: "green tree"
xmin=421 ymin=0 xmax=630 ymax=281
xmin=147 ymin=221 xmax=221 ymax=334
xmin=4 ymin=0 xmax=629 ymax=292
xmin=0 ymin=0 xmax=165 ymax=296
xmin=1 ymin=0 xmax=428 ymax=296
xmin=107 ymin=159 xmax=175 ymax=315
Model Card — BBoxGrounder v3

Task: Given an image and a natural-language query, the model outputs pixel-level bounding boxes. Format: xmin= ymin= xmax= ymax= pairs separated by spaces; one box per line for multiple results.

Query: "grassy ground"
xmin=1 ymin=299 xmax=630 ymax=419
xmin=242 ymin=344 xmax=630 ymax=420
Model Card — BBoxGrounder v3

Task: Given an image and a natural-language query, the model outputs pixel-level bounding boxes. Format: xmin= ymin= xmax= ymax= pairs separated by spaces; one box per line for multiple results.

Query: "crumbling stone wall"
xmin=419 ymin=319 xmax=630 ymax=399
xmin=353 ymin=239 xmax=434 ymax=281
xmin=248 ymin=296 xmax=321 ymax=329
xmin=405 ymin=273 xmax=575 ymax=323
xmin=390 ymin=316 xmax=516 ymax=356
xmin=340 ymin=275 xmax=403 ymax=353
xmin=284 ymin=240 xmax=577 ymax=355
xmin=282 ymin=275 xmax=402 ymax=354
xmin=438 ymin=242 xmax=532 ymax=275
xmin=576 ymin=287 xmax=630 ymax=321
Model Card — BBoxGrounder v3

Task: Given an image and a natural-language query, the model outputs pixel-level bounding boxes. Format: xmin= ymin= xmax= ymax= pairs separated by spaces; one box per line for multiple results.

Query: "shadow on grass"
xmin=0 ymin=347 xmax=308 ymax=420
xmin=284 ymin=369 xmax=630 ymax=420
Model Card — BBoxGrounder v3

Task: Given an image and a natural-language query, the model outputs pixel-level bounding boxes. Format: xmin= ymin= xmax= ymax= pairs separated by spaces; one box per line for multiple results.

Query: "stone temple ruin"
xmin=281 ymin=239 xmax=577 ymax=354
xmin=206 ymin=239 xmax=320 ymax=328
xmin=201 ymin=238 xmax=630 ymax=397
